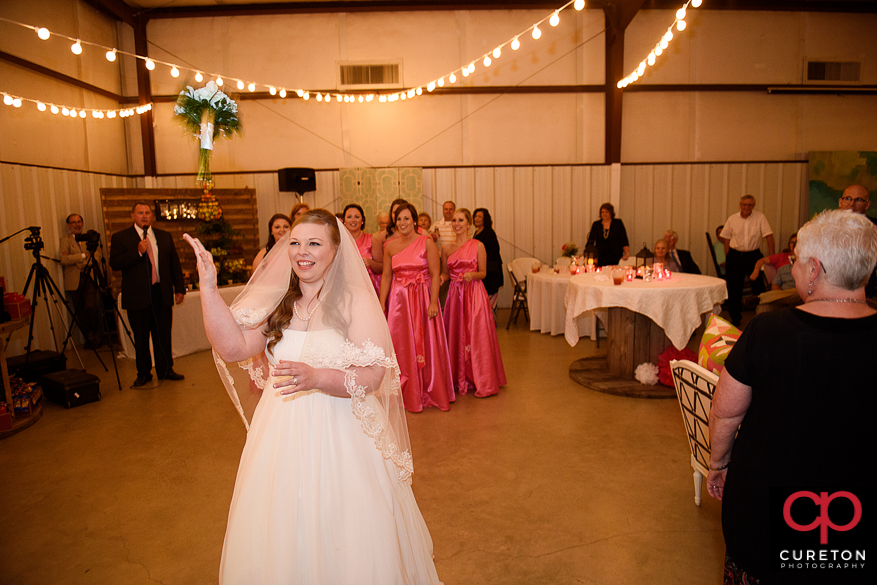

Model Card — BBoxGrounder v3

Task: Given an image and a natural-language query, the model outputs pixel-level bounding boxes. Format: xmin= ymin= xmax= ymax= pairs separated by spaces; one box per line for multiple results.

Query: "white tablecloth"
xmin=564 ymin=272 xmax=727 ymax=349
xmin=117 ymin=285 xmax=246 ymax=360
xmin=527 ymin=271 xmax=594 ymax=338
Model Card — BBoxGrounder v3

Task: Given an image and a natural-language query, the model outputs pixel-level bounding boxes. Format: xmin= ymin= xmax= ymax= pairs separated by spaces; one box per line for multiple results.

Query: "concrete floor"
xmin=1 ymin=310 xmax=726 ymax=585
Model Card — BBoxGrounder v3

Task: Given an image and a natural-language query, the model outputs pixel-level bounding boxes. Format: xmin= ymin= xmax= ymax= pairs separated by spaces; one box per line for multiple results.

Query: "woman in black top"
xmin=473 ymin=208 xmax=504 ymax=297
xmin=586 ymin=202 xmax=629 ymax=267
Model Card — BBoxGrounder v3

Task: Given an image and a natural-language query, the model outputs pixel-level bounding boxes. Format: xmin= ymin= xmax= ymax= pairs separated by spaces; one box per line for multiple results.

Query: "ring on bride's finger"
xmin=292 ymin=376 xmax=297 ymax=385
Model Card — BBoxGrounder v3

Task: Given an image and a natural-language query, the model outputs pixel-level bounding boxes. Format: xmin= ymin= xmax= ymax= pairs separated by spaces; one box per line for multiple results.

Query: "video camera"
xmin=75 ymin=229 xmax=101 ymax=252
xmin=23 ymin=226 xmax=44 ymax=253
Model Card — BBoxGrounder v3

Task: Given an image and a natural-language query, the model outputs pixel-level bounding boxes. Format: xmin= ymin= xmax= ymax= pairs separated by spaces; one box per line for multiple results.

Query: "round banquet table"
xmin=527 ymin=270 xmax=595 ymax=338
xmin=564 ymin=271 xmax=727 ymax=380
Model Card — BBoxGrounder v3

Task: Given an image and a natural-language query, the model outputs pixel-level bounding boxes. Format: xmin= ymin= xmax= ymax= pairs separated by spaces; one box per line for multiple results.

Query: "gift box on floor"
xmin=3 ymin=293 xmax=31 ymax=320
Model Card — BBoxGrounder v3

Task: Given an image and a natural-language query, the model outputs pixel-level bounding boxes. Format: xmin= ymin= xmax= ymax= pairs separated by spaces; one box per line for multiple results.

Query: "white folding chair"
xmin=555 ymin=256 xmax=572 ymax=267
xmin=669 ymin=359 xmax=719 ymax=506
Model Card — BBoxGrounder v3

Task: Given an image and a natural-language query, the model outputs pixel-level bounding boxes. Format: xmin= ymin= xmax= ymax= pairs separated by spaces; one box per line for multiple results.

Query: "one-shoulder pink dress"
xmin=443 ymin=239 xmax=506 ymax=397
xmin=386 ymin=235 xmax=455 ymax=412
xmin=354 ymin=232 xmax=380 ymax=295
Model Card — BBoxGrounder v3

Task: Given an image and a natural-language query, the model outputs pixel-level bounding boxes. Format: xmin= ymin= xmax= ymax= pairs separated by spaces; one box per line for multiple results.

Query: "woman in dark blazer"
xmin=586 ymin=202 xmax=630 ymax=267
xmin=473 ymin=208 xmax=504 ymax=298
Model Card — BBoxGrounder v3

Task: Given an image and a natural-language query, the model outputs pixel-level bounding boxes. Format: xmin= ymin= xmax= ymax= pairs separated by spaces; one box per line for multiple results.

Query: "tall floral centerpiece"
xmin=560 ymin=241 xmax=579 ymax=258
xmin=173 ymin=81 xmax=241 ymax=189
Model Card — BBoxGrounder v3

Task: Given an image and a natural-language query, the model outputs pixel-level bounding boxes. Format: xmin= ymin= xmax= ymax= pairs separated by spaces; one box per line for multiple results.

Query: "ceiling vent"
xmin=338 ymin=62 xmax=402 ymax=89
xmin=804 ymin=59 xmax=862 ymax=84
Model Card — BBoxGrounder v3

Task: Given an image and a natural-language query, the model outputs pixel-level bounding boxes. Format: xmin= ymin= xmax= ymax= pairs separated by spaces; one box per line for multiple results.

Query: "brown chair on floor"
xmin=670 ymin=359 xmax=719 ymax=506
xmin=506 ymin=257 xmax=537 ymax=329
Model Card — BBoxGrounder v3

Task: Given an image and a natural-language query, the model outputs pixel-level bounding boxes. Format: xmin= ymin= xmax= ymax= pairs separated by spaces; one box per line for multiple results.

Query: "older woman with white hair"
xmin=707 ymin=209 xmax=876 ymax=585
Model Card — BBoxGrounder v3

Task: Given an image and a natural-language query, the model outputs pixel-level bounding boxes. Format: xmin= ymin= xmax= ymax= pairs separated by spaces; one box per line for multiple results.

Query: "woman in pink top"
xmin=380 ymin=204 xmax=454 ymax=412
xmin=441 ymin=208 xmax=506 ymax=397
xmin=343 ymin=203 xmax=381 ymax=295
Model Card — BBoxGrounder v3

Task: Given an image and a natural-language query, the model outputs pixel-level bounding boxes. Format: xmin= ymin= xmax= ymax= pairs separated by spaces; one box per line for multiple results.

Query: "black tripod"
xmin=59 ymin=240 xmax=133 ymax=391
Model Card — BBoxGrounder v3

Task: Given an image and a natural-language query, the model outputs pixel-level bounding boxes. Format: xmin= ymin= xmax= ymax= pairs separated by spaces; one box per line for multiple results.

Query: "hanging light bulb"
xmin=664 ymin=30 xmax=674 ymax=42
xmin=379 ymin=95 xmax=387 ymax=102
xmin=427 ymin=81 xmax=436 ymax=92
xmin=107 ymin=110 xmax=116 ymax=118
xmin=550 ymin=12 xmax=560 ymax=27
xmin=236 ymin=80 xmax=245 ymax=90
xmin=216 ymin=77 xmax=224 ymax=86
xmin=171 ymin=66 xmax=180 ymax=78
xmin=12 ymin=98 xmax=22 ymax=108
xmin=195 ymin=71 xmax=203 ymax=82
xmin=3 ymin=95 xmax=13 ymax=106
xmin=655 ymin=45 xmax=663 ymax=56
xmin=676 ymin=8 xmax=687 ymax=20
xmin=71 ymin=40 xmax=82 ymax=55
xmin=462 ymin=67 xmax=470 ymax=78
xmin=648 ymin=52 xmax=656 ymax=66
xmin=637 ymin=61 xmax=646 ymax=76
xmin=416 ymin=87 xmax=422 ymax=95
xmin=78 ymin=110 xmax=86 ymax=118
xmin=630 ymin=72 xmax=639 ymax=82
xmin=36 ymin=27 xmax=50 ymax=40
xmin=367 ymin=94 xmax=374 ymax=102
xmin=617 ymin=80 xmax=624 ymax=89
xmin=532 ymin=25 xmax=542 ymax=40
xmin=51 ymin=105 xmax=59 ymax=114
xmin=692 ymin=0 xmax=702 ymax=7
xmin=61 ymin=107 xmax=69 ymax=116
xmin=279 ymin=89 xmax=286 ymax=98
xmin=91 ymin=110 xmax=99 ymax=118
xmin=358 ymin=95 xmax=364 ymax=103
xmin=336 ymin=94 xmax=342 ymax=102
xmin=660 ymin=38 xmax=669 ymax=49
xmin=483 ymin=55 xmax=491 ymax=67
xmin=37 ymin=102 xmax=46 ymax=111
xmin=400 ymin=93 xmax=407 ymax=101
xmin=676 ymin=20 xmax=686 ymax=31
xmin=269 ymin=87 xmax=277 ymax=96
xmin=296 ymin=89 xmax=304 ymax=97
xmin=449 ymin=73 xmax=457 ymax=83
xmin=511 ymin=37 xmax=520 ymax=50
xmin=106 ymin=49 xmax=116 ymax=62
xmin=575 ymin=0 xmax=585 ymax=10
xmin=493 ymin=47 xmax=501 ymax=59
xmin=407 ymin=89 xmax=415 ymax=98
xmin=145 ymin=59 xmax=155 ymax=71
xmin=437 ymin=77 xmax=445 ymax=87
xmin=303 ymin=92 xmax=309 ymax=100
xmin=248 ymin=83 xmax=256 ymax=92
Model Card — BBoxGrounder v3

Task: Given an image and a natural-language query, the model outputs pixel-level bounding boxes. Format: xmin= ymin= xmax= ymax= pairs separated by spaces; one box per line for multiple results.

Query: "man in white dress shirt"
xmin=430 ymin=201 xmax=456 ymax=251
xmin=719 ymin=195 xmax=775 ymax=326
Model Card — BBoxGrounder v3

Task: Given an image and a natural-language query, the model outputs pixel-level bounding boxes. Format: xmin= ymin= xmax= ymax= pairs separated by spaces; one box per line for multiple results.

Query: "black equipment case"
xmin=7 ymin=350 xmax=67 ymax=382
xmin=40 ymin=369 xmax=101 ymax=409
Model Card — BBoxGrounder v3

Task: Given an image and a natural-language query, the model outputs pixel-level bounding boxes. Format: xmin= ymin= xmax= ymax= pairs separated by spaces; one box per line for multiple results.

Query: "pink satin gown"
xmin=443 ymin=239 xmax=507 ymax=397
xmin=355 ymin=232 xmax=380 ymax=295
xmin=386 ymin=235 xmax=455 ymax=412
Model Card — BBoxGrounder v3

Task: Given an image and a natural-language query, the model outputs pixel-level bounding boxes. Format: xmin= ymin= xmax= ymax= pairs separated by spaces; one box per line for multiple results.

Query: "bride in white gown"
xmin=184 ymin=209 xmax=442 ymax=585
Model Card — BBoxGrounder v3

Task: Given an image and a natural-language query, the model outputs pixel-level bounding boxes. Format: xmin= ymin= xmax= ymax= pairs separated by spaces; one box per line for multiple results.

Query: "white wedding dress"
xmin=219 ymin=329 xmax=442 ymax=584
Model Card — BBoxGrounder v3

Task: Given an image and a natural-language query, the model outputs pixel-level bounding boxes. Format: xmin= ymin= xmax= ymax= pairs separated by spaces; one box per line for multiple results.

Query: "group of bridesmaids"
xmin=253 ymin=199 xmax=507 ymax=413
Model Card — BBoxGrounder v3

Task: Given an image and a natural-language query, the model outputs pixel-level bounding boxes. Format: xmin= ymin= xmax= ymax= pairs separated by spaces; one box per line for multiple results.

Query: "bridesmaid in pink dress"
xmin=441 ymin=208 xmax=507 ymax=397
xmin=343 ymin=204 xmax=381 ymax=295
xmin=380 ymin=204 xmax=455 ymax=412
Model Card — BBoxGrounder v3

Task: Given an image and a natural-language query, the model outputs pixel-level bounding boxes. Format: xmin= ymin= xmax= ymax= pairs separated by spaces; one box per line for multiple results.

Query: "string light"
xmin=618 ymin=1 xmax=701 ymax=87
xmin=4 ymin=2 xmax=586 ymax=108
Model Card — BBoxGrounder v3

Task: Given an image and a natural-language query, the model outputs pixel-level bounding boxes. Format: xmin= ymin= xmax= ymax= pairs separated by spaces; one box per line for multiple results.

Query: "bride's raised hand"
xmin=183 ymin=234 xmax=218 ymax=291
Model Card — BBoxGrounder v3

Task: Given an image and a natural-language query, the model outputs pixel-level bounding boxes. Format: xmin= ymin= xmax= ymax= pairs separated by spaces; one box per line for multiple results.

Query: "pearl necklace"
xmin=293 ymin=298 xmax=322 ymax=321
xmin=805 ymin=298 xmax=868 ymax=305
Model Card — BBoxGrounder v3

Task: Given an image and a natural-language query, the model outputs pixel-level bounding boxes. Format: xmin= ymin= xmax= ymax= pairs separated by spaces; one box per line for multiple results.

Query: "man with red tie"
xmin=110 ymin=202 xmax=186 ymax=387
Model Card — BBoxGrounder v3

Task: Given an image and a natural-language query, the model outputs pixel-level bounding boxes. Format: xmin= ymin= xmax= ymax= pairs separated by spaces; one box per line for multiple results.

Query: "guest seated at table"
xmin=707 ymin=209 xmax=876 ymax=585
xmin=586 ymin=202 xmax=629 ymax=267
xmin=652 ymin=238 xmax=670 ymax=268
xmin=755 ymin=245 xmax=802 ymax=314
xmin=473 ymin=207 xmax=504 ymax=300
xmin=663 ymin=230 xmax=701 ymax=274
xmin=290 ymin=203 xmax=310 ymax=222
xmin=343 ymin=203 xmax=381 ymax=295
xmin=252 ymin=213 xmax=291 ymax=272
xmin=749 ymin=232 xmax=797 ymax=282
xmin=380 ymin=203 xmax=454 ymax=412
xmin=442 ymin=208 xmax=506 ymax=398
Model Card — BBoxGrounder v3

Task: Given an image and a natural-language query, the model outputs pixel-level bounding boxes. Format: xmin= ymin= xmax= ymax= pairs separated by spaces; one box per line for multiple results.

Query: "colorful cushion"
xmin=698 ymin=315 xmax=741 ymax=375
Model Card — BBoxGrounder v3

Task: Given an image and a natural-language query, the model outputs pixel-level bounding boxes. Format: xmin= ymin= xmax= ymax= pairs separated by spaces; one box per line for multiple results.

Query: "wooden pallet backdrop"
xmin=99 ymin=188 xmax=259 ymax=297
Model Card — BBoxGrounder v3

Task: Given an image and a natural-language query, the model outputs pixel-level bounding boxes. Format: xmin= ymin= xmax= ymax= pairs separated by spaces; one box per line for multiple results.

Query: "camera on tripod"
xmin=23 ymin=227 xmax=44 ymax=253
xmin=75 ymin=229 xmax=101 ymax=252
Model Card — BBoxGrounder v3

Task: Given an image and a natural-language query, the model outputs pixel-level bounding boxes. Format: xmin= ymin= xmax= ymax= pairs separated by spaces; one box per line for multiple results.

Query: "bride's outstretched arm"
xmin=183 ymin=234 xmax=267 ymax=362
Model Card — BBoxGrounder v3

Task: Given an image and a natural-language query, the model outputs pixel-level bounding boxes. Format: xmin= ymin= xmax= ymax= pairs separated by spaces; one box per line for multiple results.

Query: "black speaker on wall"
xmin=278 ymin=168 xmax=316 ymax=194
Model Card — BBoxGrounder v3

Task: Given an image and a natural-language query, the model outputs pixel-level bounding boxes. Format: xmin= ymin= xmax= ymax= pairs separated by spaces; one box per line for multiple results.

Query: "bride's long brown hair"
xmin=265 ymin=209 xmax=342 ymax=354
